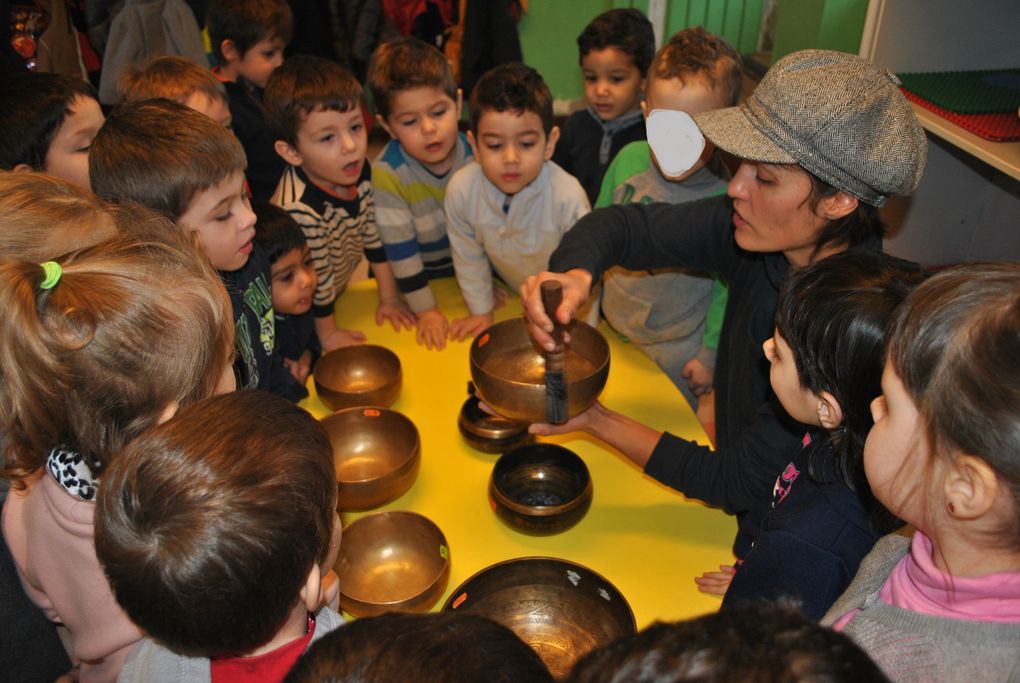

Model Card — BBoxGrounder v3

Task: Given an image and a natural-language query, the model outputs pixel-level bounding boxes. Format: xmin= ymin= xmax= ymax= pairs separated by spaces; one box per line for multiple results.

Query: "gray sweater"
xmin=117 ymin=607 xmax=345 ymax=682
xmin=821 ymin=533 xmax=1020 ymax=682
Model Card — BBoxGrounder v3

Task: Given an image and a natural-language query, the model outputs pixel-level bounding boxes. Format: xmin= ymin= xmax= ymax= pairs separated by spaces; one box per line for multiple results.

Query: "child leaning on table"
xmin=89 ymin=98 xmax=287 ymax=395
xmin=367 ymin=37 xmax=475 ymax=350
xmin=265 ymin=55 xmax=416 ymax=352
xmin=118 ymin=54 xmax=233 ymax=127
xmin=0 ymin=71 xmax=104 ymax=191
xmin=597 ymin=27 xmax=742 ymax=409
xmin=705 ymin=250 xmax=927 ymax=620
xmin=0 ymin=229 xmax=235 ymax=683
xmin=552 ymin=8 xmax=655 ymax=205
xmin=445 ymin=62 xmax=592 ymax=342
xmin=253 ymin=200 xmax=320 ymax=401
xmin=820 ymin=262 xmax=1020 ymax=682
xmin=96 ymin=390 xmax=344 ymax=682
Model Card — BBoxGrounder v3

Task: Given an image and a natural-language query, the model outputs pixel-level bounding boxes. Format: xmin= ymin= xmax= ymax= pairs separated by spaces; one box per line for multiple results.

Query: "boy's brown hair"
xmin=264 ymin=55 xmax=363 ymax=147
xmin=469 ymin=62 xmax=553 ymax=136
xmin=119 ymin=55 xmax=229 ymax=108
xmin=0 ymin=229 xmax=233 ymax=485
xmin=366 ymin=37 xmax=458 ymax=121
xmin=649 ymin=27 xmax=744 ymax=108
xmin=95 ymin=390 xmax=336 ymax=658
xmin=89 ymin=99 xmax=247 ymax=221
xmin=207 ymin=0 xmax=293 ymax=63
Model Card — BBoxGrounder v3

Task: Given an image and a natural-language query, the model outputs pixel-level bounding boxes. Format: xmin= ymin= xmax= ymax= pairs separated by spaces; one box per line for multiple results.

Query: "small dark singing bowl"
xmin=335 ymin=511 xmax=450 ymax=618
xmin=459 ymin=390 xmax=533 ymax=454
xmin=470 ymin=318 xmax=609 ymax=424
xmin=314 ymin=344 xmax=402 ymax=411
xmin=443 ymin=557 xmax=635 ymax=679
xmin=489 ymin=444 xmax=592 ymax=535
xmin=321 ymin=407 xmax=420 ymax=512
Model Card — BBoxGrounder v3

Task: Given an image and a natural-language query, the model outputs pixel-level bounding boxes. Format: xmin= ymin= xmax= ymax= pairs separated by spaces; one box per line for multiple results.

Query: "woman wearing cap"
xmin=519 ymin=50 xmax=927 ymax=573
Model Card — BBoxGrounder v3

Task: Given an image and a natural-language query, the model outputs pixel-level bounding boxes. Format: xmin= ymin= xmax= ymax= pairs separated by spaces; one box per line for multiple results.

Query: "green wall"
xmin=770 ymin=0 xmax=868 ymax=64
xmin=519 ymin=0 xmax=765 ymax=102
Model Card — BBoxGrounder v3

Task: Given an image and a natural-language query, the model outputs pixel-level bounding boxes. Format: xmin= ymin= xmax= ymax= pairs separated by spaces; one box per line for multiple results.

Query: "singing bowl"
xmin=334 ymin=511 xmax=450 ymax=618
xmin=443 ymin=557 xmax=635 ymax=679
xmin=489 ymin=444 xmax=592 ymax=535
xmin=470 ymin=318 xmax=610 ymax=424
xmin=314 ymin=344 xmax=402 ymax=411
xmin=321 ymin=407 xmax=420 ymax=512
xmin=459 ymin=389 xmax=533 ymax=454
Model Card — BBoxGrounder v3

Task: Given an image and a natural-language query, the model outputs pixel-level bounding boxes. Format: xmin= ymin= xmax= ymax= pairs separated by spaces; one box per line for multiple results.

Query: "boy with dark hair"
xmin=0 ymin=72 xmax=104 ymax=191
xmin=265 ymin=55 xmax=414 ymax=351
xmin=253 ymin=201 xmax=320 ymax=400
xmin=119 ymin=55 xmax=233 ymax=127
xmin=367 ymin=37 xmax=474 ymax=351
xmin=90 ymin=99 xmax=282 ymax=394
xmin=553 ymin=8 xmax=655 ymax=204
xmin=445 ymin=62 xmax=591 ymax=341
xmin=208 ymin=0 xmax=293 ymax=199
xmin=96 ymin=390 xmax=344 ymax=680
xmin=597 ymin=27 xmax=742 ymax=409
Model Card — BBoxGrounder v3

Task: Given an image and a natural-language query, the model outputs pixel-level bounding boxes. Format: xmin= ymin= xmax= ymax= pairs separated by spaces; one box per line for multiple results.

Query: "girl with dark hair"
xmin=717 ymin=250 xmax=927 ymax=619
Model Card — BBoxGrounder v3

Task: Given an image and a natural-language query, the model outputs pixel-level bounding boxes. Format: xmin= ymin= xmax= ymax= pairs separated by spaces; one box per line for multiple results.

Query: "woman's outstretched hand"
xmin=519 ymin=269 xmax=593 ymax=351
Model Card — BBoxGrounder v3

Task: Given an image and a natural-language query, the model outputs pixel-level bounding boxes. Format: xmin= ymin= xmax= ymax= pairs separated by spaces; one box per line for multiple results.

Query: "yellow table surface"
xmin=301 ymin=277 xmax=735 ymax=627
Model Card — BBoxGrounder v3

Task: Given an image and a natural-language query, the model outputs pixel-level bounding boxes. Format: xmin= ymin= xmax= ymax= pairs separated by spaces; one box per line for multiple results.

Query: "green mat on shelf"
xmin=897 ymin=69 xmax=1020 ymax=114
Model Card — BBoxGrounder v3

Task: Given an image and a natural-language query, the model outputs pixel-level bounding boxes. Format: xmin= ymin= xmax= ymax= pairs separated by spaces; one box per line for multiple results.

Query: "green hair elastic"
xmin=39 ymin=261 xmax=62 ymax=290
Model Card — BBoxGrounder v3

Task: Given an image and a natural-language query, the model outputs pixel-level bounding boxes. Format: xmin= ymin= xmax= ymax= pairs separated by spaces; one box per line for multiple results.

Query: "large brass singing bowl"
xmin=335 ymin=511 xmax=450 ymax=618
xmin=314 ymin=344 xmax=402 ymax=411
xmin=321 ymin=407 xmax=420 ymax=512
xmin=470 ymin=319 xmax=610 ymax=424
xmin=443 ymin=557 xmax=635 ymax=679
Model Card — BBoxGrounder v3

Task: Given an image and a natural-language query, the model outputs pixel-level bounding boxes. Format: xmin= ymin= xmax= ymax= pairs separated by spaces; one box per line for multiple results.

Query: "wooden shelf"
xmin=912 ymin=104 xmax=1020 ymax=182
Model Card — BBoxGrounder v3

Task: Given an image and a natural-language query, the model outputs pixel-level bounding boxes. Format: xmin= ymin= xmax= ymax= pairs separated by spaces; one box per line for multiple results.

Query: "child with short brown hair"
xmin=119 ymin=54 xmax=232 ymax=127
xmin=96 ymin=390 xmax=343 ymax=680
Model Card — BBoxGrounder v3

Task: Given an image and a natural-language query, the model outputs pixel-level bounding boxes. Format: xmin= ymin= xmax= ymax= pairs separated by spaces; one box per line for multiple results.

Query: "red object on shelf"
xmin=902 ymin=88 xmax=1020 ymax=142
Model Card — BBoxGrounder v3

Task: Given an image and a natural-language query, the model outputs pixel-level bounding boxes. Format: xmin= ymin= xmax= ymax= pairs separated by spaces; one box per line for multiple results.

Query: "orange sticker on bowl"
xmin=452 ymin=592 xmax=468 ymax=609
xmin=363 ymin=408 xmax=381 ymax=417
xmin=489 ymin=496 xmax=497 ymax=512
xmin=478 ymin=333 xmax=490 ymax=348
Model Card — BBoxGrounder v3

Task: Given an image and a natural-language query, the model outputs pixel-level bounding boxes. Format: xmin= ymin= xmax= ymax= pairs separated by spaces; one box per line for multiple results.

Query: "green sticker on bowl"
xmin=439 ymin=544 xmax=449 ymax=559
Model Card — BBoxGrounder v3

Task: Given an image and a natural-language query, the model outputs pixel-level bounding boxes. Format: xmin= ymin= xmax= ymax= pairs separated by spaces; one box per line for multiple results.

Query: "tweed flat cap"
xmin=694 ymin=49 xmax=927 ymax=207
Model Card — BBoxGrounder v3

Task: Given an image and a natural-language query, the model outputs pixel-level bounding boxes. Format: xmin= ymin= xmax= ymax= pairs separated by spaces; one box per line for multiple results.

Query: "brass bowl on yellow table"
xmin=321 ymin=407 xmax=420 ymax=512
xmin=334 ymin=511 xmax=450 ymax=617
xmin=469 ymin=318 xmax=610 ymax=424
xmin=443 ymin=557 xmax=635 ymax=679
xmin=489 ymin=444 xmax=592 ymax=535
xmin=314 ymin=344 xmax=401 ymax=411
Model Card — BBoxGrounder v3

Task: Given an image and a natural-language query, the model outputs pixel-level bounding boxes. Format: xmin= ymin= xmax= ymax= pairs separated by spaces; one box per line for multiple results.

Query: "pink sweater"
xmin=2 ymin=470 xmax=141 ymax=683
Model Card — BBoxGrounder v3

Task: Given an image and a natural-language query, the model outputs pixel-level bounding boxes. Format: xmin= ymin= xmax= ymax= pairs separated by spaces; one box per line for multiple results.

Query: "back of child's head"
xmin=207 ymin=0 xmax=293 ymax=64
xmin=90 ymin=98 xmax=247 ymax=221
xmin=119 ymin=55 xmax=229 ymax=109
xmin=252 ymin=200 xmax=306 ymax=264
xmin=0 ymin=172 xmax=118 ymax=260
xmin=284 ymin=611 xmax=554 ymax=683
xmin=366 ymin=36 xmax=458 ymax=121
xmin=649 ymin=27 xmax=744 ymax=107
xmin=0 ymin=71 xmax=98 ymax=172
xmin=96 ymin=389 xmax=335 ymax=659
xmin=577 ymin=8 xmax=656 ymax=75
xmin=264 ymin=55 xmax=363 ymax=147
xmin=886 ymin=261 xmax=1020 ymax=533
xmin=775 ymin=251 xmax=927 ymax=496
xmin=469 ymin=62 xmax=553 ymax=136
xmin=0 ymin=226 xmax=234 ymax=487
xmin=566 ymin=601 xmax=889 ymax=683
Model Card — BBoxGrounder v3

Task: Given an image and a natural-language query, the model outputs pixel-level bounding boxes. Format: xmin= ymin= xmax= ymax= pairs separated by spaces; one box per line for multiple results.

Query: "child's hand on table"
xmin=320 ymin=327 xmax=367 ymax=352
xmin=376 ymin=297 xmax=415 ymax=331
xmin=283 ymin=350 xmax=313 ymax=384
xmin=415 ymin=308 xmax=449 ymax=350
xmin=450 ymin=312 xmax=493 ymax=342
xmin=694 ymin=564 xmax=736 ymax=596
xmin=682 ymin=358 xmax=714 ymax=396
